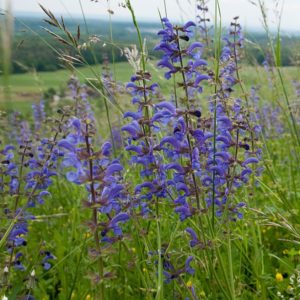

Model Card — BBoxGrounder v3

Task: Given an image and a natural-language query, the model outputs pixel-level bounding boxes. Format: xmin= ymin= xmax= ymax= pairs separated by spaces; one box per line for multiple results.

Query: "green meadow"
xmin=1 ymin=2 xmax=300 ymax=299
xmin=1 ymin=63 xmax=299 ymax=111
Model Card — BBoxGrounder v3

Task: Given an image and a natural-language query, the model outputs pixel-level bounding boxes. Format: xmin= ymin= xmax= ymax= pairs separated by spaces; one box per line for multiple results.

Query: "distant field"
xmin=0 ymin=61 xmax=299 ymax=115
xmin=0 ymin=62 xmax=133 ymax=101
xmin=0 ymin=61 xmax=168 ymax=111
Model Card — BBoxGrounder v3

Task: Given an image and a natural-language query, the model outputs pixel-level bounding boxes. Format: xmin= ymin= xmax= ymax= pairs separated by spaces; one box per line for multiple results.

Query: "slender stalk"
xmin=197 ymin=0 xmax=210 ymax=46
xmin=173 ymin=74 xmax=178 ymax=108
xmin=13 ymin=141 xmax=29 ymax=212
xmin=107 ymin=0 xmax=117 ymax=79
xmin=175 ymin=29 xmax=202 ymax=212
xmin=227 ymin=231 xmax=235 ymax=299
xmin=84 ymin=122 xmax=104 ymax=300
xmin=103 ymin=96 xmax=116 ymax=157
xmin=163 ymin=0 xmax=168 ymax=18
xmin=212 ymin=2 xmax=236 ymax=299
xmin=126 ymin=0 xmax=146 ymax=71
xmin=78 ymin=0 xmax=89 ymax=35
xmin=67 ymin=235 xmax=87 ymax=300
xmin=155 ymin=198 xmax=163 ymax=300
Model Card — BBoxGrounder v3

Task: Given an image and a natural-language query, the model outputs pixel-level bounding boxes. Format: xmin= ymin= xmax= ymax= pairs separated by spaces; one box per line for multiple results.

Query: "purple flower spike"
xmin=185 ymin=256 xmax=195 ymax=275
xmin=186 ymin=227 xmax=199 ymax=247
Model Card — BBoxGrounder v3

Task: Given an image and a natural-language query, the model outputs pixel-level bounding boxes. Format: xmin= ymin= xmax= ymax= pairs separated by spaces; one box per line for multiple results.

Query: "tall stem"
xmin=175 ymin=29 xmax=202 ymax=211
xmin=84 ymin=122 xmax=104 ymax=300
xmin=155 ymin=198 xmax=163 ymax=300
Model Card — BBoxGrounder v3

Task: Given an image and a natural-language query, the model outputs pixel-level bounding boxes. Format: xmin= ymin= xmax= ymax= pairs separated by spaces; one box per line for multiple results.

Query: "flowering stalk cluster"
xmin=292 ymin=80 xmax=300 ymax=124
xmin=205 ymin=17 xmax=262 ymax=218
xmin=59 ymin=117 xmax=129 ymax=240
xmin=155 ymin=18 xmax=209 ymax=105
xmin=0 ymin=107 xmax=70 ymax=296
xmin=6 ymin=99 xmax=46 ymax=145
xmin=121 ymin=19 xmax=209 ymax=288
xmin=122 ymin=70 xmax=167 ymax=215
xmin=121 ymin=17 xmax=262 ymax=288
xmin=0 ymin=14 xmax=269 ymax=299
xmin=32 ymin=100 xmax=46 ymax=135
xmin=154 ymin=18 xmax=208 ymax=220
xmin=59 ymin=113 xmax=129 ymax=296
xmin=250 ymin=86 xmax=284 ymax=138
xmin=7 ymin=112 xmax=30 ymax=145
xmin=102 ymin=54 xmax=126 ymax=106
xmin=68 ymin=75 xmax=95 ymax=119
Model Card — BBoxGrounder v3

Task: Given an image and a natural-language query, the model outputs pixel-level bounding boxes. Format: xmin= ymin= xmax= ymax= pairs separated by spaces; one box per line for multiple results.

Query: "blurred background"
xmin=0 ymin=0 xmax=299 ymax=115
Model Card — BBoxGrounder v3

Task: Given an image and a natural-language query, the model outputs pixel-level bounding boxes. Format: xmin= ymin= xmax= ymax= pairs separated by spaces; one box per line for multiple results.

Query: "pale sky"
xmin=2 ymin=0 xmax=299 ymax=31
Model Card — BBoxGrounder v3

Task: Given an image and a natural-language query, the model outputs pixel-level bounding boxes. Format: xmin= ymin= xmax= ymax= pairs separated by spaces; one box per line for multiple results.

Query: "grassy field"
xmin=1 ymin=60 xmax=299 ymax=115
xmin=0 ymin=61 xmax=166 ymax=114
xmin=1 ymin=14 xmax=300 ymax=298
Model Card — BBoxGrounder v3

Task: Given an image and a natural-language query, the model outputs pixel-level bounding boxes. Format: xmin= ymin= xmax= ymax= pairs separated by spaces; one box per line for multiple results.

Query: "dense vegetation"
xmin=0 ymin=1 xmax=300 ymax=300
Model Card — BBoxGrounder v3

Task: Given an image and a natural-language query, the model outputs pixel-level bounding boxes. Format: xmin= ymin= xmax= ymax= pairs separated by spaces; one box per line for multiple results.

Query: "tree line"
xmin=1 ymin=16 xmax=299 ymax=74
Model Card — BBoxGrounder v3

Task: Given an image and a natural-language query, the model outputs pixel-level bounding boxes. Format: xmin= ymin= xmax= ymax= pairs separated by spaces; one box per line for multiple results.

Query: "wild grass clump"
xmin=0 ymin=0 xmax=299 ymax=299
